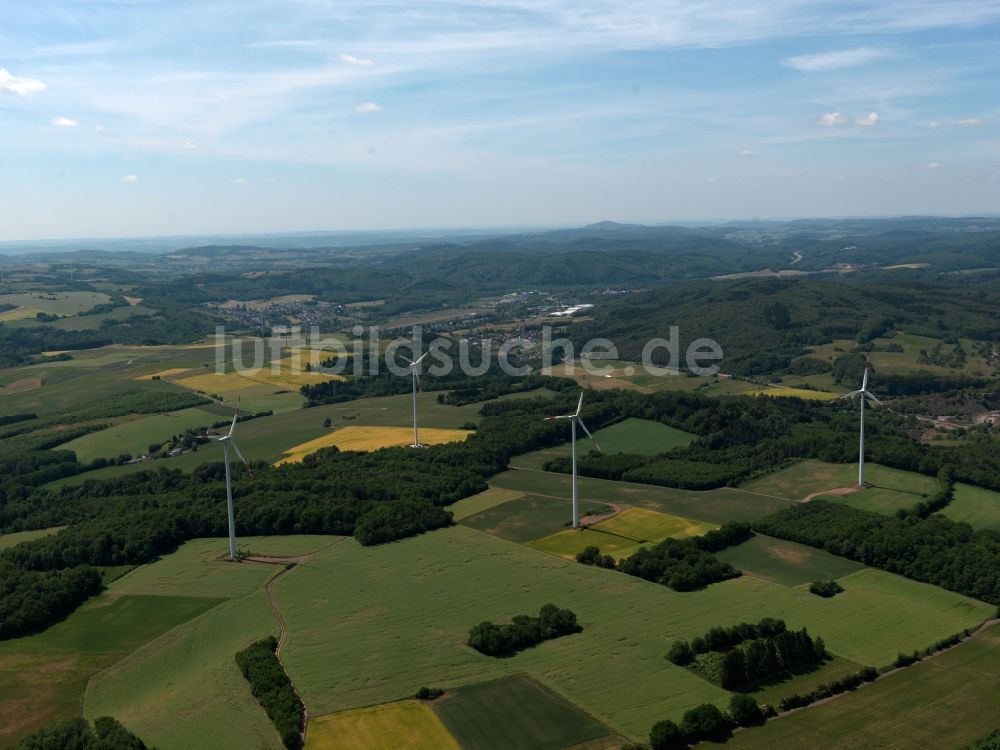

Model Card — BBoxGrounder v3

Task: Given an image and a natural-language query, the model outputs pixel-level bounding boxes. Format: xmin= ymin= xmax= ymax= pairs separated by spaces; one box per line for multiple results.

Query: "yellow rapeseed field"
xmin=305 ymin=701 xmax=460 ymax=750
xmin=277 ymin=425 xmax=471 ymax=464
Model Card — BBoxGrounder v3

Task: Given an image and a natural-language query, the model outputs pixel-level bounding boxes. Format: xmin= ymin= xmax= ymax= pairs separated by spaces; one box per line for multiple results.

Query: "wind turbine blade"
xmin=544 ymin=414 xmax=574 ymax=421
xmin=865 ymin=391 xmax=884 ymax=406
xmin=840 ymin=390 xmax=862 ymax=400
xmin=401 ymin=354 xmax=413 ymax=365
xmin=577 ymin=418 xmax=601 ymax=452
xmin=413 ymin=351 xmax=431 ymax=365
xmin=229 ymin=439 xmax=253 ymax=478
xmin=861 ymin=366 xmax=869 ymax=391
xmin=227 ymin=397 xmax=240 ymax=438
xmin=575 ymin=392 xmax=584 ymax=417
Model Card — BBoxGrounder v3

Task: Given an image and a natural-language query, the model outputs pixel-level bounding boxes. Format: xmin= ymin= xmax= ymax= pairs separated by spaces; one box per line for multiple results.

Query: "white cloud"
xmin=52 ymin=116 xmax=78 ymax=128
xmin=340 ymin=54 xmax=373 ymax=67
xmin=0 ymin=68 xmax=46 ymax=96
xmin=181 ymin=141 xmax=197 ymax=150
xmin=819 ymin=112 xmax=848 ymax=126
xmin=782 ymin=47 xmax=887 ymax=72
xmin=928 ymin=121 xmax=943 ymax=128
xmin=706 ymin=177 xmax=716 ymax=182
xmin=855 ymin=112 xmax=880 ymax=127
xmin=122 ymin=174 xmax=139 ymax=182
xmin=926 ymin=162 xmax=941 ymax=169
xmin=355 ymin=102 xmax=381 ymax=113
xmin=232 ymin=177 xmax=247 ymax=183
xmin=736 ymin=149 xmax=755 ymax=156
xmin=958 ymin=118 xmax=986 ymax=126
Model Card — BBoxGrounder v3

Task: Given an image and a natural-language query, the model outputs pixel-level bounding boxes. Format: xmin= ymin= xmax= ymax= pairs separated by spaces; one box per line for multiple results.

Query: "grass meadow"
xmin=271 ymin=526 xmax=991 ymax=740
xmin=715 ymin=534 xmax=865 ymax=587
xmin=940 ymin=483 xmax=1000 ymax=530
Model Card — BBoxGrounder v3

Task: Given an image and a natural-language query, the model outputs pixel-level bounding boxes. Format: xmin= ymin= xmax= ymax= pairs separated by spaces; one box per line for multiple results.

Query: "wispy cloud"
xmin=232 ymin=177 xmax=247 ymax=183
xmin=957 ymin=118 xmax=986 ymax=126
xmin=0 ymin=68 xmax=46 ymax=96
xmin=181 ymin=141 xmax=197 ymax=150
xmin=927 ymin=162 xmax=941 ymax=169
xmin=855 ymin=112 xmax=880 ymax=127
xmin=122 ymin=174 xmax=139 ymax=182
xmin=782 ymin=47 xmax=888 ymax=72
xmin=340 ymin=54 xmax=373 ymax=67
xmin=52 ymin=116 xmax=78 ymax=128
xmin=819 ymin=112 xmax=849 ymax=126
xmin=355 ymin=102 xmax=381 ymax=113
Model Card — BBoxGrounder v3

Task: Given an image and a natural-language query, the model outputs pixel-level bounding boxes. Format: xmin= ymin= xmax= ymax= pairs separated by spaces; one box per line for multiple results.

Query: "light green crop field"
xmin=83 ymin=537 xmax=339 ymax=750
xmin=307 ymin=701 xmax=460 ymax=750
xmin=940 ymin=483 xmax=1000 ymax=530
xmin=528 ymin=508 xmax=718 ymax=561
xmin=0 ymin=291 xmax=111 ymax=321
xmin=725 ymin=624 xmax=1000 ymax=750
xmin=432 ymin=675 xmax=612 ymax=750
xmin=743 ymin=460 xmax=938 ymax=508
xmin=58 ymin=406 xmax=226 ymax=462
xmin=0 ymin=526 xmax=65 ymax=550
xmin=0 ymin=594 xmax=222 ymax=747
xmin=715 ymin=534 xmax=865 ymax=587
xmin=271 ymin=526 xmax=991 ymax=740
xmin=490 ymin=469 xmax=792 ymax=524
xmin=84 ymin=591 xmax=282 ymax=750
xmin=449 ymin=487 xmax=526 ymax=521
xmin=805 ymin=332 xmax=994 ymax=377
xmin=747 ymin=655 xmax=864 ymax=708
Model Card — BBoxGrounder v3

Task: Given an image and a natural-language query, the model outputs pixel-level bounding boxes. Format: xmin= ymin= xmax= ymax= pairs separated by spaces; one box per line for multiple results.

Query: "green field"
xmin=743 ymin=460 xmax=938 ymax=511
xmin=0 ymin=594 xmax=222 ymax=747
xmin=0 ymin=526 xmax=65 ymax=550
xmin=450 ymin=487 xmax=526 ymax=521
xmin=266 ymin=526 xmax=990 ymax=740
xmin=58 ymin=405 xmax=228 ymax=462
xmin=461 ymin=493 xmax=580 ymax=543
xmin=432 ymin=675 xmax=612 ymax=750
xmin=51 ymin=391 xmax=485 ymax=487
xmin=529 ymin=508 xmax=718 ymax=561
xmin=940 ymin=483 xmax=1000 ymax=530
xmin=509 ymin=418 xmax=695 ymax=472
xmin=715 ymin=534 xmax=865 ymax=587
xmin=490 ymin=469 xmax=792 ymax=525
xmin=82 ymin=537 xmax=337 ymax=750
xmin=0 ymin=291 xmax=111 ymax=321
xmin=725 ymin=624 xmax=1000 ymax=750
xmin=805 ymin=332 xmax=995 ymax=378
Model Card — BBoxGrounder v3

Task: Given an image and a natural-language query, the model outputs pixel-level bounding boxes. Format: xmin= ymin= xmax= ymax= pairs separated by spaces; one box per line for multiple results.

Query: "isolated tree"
xmin=729 ymin=694 xmax=764 ymax=726
xmin=649 ymin=719 xmax=685 ymax=750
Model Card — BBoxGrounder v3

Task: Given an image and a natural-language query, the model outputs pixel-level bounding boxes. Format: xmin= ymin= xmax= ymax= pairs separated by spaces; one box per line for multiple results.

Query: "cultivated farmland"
xmin=306 ymin=701 xmax=460 ymax=750
xmin=277 ymin=425 xmax=472 ymax=464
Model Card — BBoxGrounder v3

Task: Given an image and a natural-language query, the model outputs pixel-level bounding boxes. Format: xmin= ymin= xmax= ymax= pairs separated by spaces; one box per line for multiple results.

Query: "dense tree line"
xmin=753 ymin=500 xmax=1000 ymax=604
xmin=235 ymin=636 xmax=304 ymax=750
xmin=0 ymin=561 xmax=101 ymax=639
xmin=965 ymin=730 xmax=1000 ymax=750
xmin=776 ymin=665 xmax=879 ymax=711
xmin=715 ymin=627 xmax=822 ymax=689
xmin=467 ymin=604 xmax=581 ymax=657
xmin=16 ymin=716 xmax=151 ymax=750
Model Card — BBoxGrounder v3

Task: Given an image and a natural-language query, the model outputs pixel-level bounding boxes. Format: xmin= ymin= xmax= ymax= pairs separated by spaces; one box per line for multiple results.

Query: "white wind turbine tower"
xmin=545 ymin=392 xmax=602 ymax=529
xmin=402 ymin=352 xmax=430 ymax=448
xmin=841 ymin=358 xmax=883 ymax=487
xmin=207 ymin=400 xmax=252 ymax=560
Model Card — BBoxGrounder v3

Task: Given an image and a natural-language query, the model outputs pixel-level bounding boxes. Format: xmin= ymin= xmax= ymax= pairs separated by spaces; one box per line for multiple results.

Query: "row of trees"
xmin=467 ymin=604 xmax=582 ymax=657
xmin=0 ymin=562 xmax=101 ymax=639
xmin=714 ymin=627 xmax=824 ymax=690
xmin=16 ymin=717 xmax=151 ymax=750
xmin=235 ymin=636 xmax=304 ymax=750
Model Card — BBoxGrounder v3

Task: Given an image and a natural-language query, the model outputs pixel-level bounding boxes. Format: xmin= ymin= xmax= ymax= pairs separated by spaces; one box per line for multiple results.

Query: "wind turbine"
xmin=206 ymin=400 xmax=252 ymax=560
xmin=545 ymin=392 xmax=601 ymax=529
xmin=841 ymin=359 xmax=883 ymax=487
xmin=402 ymin=352 xmax=430 ymax=448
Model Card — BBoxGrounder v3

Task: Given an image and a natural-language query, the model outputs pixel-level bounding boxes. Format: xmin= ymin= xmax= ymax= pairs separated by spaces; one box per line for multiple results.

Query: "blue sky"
xmin=1 ymin=0 xmax=998 ymax=240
